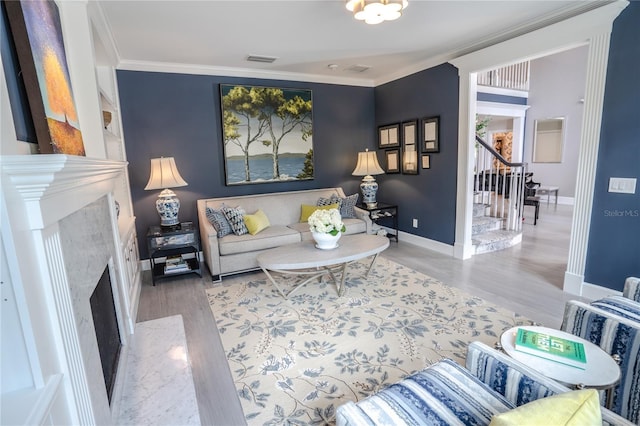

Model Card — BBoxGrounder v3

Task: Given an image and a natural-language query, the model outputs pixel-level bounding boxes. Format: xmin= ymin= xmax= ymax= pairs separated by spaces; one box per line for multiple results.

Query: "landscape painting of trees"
xmin=220 ymin=85 xmax=313 ymax=185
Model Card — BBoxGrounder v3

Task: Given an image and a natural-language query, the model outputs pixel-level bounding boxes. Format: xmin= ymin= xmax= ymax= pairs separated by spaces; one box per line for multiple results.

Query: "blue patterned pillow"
xmin=317 ymin=196 xmax=342 ymax=209
xmin=222 ymin=205 xmax=248 ymax=236
xmin=205 ymin=207 xmax=232 ymax=238
xmin=317 ymin=194 xmax=359 ymax=218
xmin=339 ymin=193 xmax=359 ymax=218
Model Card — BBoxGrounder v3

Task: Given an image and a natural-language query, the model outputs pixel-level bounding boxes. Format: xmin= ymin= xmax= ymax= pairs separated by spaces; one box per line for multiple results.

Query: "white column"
xmin=454 ymin=72 xmax=477 ymax=259
xmin=563 ymin=32 xmax=612 ymax=295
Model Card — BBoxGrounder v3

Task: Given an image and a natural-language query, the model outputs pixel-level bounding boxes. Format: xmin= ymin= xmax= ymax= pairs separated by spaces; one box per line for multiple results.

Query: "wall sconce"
xmin=403 ymin=150 xmax=418 ymax=174
xmin=144 ymin=157 xmax=188 ymax=228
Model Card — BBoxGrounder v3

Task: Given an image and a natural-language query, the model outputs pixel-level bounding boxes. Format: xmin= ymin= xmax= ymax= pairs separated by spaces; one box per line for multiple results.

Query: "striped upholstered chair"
xmin=561 ymin=298 xmax=640 ymax=424
xmin=336 ymin=341 xmax=631 ymax=425
xmin=623 ymin=277 xmax=640 ymax=302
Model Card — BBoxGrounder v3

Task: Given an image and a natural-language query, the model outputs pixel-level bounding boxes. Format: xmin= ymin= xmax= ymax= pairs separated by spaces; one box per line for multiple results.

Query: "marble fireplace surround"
xmin=2 ymin=155 xmax=135 ymax=424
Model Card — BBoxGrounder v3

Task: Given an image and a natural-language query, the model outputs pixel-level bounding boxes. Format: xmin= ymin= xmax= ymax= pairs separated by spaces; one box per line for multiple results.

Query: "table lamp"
xmin=144 ymin=157 xmax=188 ymax=228
xmin=352 ymin=149 xmax=385 ymax=208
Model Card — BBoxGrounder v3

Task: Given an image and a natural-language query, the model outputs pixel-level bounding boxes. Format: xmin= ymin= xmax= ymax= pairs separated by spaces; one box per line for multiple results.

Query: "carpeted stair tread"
xmin=473 ymin=203 xmax=491 ymax=218
xmin=472 ymin=216 xmax=503 ymax=236
xmin=472 ymin=229 xmax=522 ymax=254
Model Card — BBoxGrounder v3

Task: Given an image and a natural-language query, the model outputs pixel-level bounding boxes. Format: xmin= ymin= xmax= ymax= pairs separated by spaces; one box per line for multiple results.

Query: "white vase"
xmin=312 ymin=231 xmax=341 ymax=250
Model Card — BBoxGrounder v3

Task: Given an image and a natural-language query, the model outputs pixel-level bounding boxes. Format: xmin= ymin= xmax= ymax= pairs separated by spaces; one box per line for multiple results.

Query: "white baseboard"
xmin=558 ymin=196 xmax=574 ymax=206
xmin=537 ymin=195 xmax=574 ymax=206
xmin=581 ymin=281 xmax=623 ymax=301
xmin=397 ymin=231 xmax=455 ymax=256
xmin=563 ymin=271 xmax=623 ymax=300
xmin=563 ymin=271 xmax=583 ymax=295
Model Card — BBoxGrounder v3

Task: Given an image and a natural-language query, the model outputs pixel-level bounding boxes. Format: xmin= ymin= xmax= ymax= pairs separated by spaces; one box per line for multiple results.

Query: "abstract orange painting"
xmin=5 ymin=0 xmax=85 ymax=155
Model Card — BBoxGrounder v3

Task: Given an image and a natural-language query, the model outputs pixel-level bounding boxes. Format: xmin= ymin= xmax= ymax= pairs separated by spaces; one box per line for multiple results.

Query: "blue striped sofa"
xmin=336 ymin=341 xmax=631 ymax=425
xmin=561 ymin=295 xmax=640 ymax=424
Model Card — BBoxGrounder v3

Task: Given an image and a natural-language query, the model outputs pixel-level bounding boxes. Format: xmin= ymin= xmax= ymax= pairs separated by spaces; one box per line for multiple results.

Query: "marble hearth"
xmin=1 ymin=155 xmax=138 ymax=424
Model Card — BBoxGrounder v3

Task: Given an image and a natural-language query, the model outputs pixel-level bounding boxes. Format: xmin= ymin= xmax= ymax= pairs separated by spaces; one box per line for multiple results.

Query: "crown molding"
xmin=112 ymin=2 xmax=625 ymax=89
xmin=116 ymin=60 xmax=376 ymax=87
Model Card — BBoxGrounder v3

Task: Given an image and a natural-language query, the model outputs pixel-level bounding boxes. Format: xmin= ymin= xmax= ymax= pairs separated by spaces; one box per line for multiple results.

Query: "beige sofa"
xmin=197 ymin=188 xmax=372 ymax=280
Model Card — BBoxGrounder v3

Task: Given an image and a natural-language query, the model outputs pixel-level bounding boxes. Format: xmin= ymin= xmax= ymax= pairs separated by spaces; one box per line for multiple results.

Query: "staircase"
xmin=472 ymin=202 xmax=522 ymax=254
xmin=471 ymin=135 xmax=526 ymax=255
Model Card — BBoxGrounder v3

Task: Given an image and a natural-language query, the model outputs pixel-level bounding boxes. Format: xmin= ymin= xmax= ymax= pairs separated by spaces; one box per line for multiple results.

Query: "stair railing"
xmin=473 ymin=135 xmax=527 ymax=232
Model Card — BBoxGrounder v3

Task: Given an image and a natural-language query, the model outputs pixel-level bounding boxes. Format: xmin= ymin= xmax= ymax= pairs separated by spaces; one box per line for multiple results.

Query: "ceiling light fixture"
xmin=345 ymin=0 xmax=408 ymax=25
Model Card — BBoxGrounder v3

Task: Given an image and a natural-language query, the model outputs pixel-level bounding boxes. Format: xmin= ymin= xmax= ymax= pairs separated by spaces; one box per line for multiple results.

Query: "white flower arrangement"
xmin=308 ymin=208 xmax=346 ymax=236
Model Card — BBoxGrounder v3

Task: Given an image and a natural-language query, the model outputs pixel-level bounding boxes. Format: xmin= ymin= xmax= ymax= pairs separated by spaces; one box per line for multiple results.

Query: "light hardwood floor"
xmin=136 ymin=203 xmax=585 ymax=425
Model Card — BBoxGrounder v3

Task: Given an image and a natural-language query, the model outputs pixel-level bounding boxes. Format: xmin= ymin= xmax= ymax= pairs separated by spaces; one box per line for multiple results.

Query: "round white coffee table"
xmin=257 ymin=234 xmax=389 ymax=299
xmin=500 ymin=326 xmax=620 ymax=391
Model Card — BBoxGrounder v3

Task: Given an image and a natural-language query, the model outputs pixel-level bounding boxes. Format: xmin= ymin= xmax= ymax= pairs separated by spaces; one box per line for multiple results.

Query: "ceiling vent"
xmin=346 ymin=64 xmax=371 ymax=73
xmin=246 ymin=54 xmax=278 ymax=63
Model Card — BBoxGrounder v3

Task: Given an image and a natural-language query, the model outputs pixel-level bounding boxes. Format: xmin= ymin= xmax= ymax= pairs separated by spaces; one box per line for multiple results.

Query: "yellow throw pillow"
xmin=243 ymin=209 xmax=270 ymax=235
xmin=299 ymin=203 xmax=339 ymax=222
xmin=489 ymin=389 xmax=601 ymax=426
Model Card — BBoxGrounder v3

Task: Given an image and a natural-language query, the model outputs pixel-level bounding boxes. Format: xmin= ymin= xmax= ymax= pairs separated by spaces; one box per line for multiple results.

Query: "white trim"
xmin=397 ymin=231 xmax=455 ymax=257
xmin=117 ymin=60 xmax=376 ymax=88
xmin=476 ymin=101 xmax=530 ymax=118
xmin=582 ymin=282 xmax=623 ymax=301
xmin=564 ymin=31 xmax=612 ymax=294
xmin=563 ymin=271 xmax=584 ymax=296
xmin=43 ymin=227 xmax=95 ymax=425
xmin=1 ymin=374 xmax=63 ymax=426
xmin=0 ymin=155 xmax=125 ymax=230
xmin=478 ymin=86 xmax=529 ymax=98
xmin=477 ymin=102 xmax=530 ymax=163
xmin=450 ymin=1 xmax=628 ymax=288
xmin=453 ymin=71 xmax=476 ymax=259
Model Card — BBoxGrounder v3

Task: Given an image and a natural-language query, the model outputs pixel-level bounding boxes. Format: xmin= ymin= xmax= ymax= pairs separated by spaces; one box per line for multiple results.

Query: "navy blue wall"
xmin=585 ymin=2 xmax=640 ymax=290
xmin=374 ymin=64 xmax=459 ymax=244
xmin=117 ymin=71 xmax=375 ymax=258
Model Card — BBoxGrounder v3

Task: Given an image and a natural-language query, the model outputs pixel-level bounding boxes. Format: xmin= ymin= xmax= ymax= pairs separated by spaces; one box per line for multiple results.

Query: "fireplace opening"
xmin=90 ymin=266 xmax=122 ymax=404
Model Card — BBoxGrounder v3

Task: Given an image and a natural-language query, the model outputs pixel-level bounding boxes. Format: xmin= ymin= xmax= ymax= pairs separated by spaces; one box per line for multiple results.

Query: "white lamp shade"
xmin=352 ymin=150 xmax=385 ymax=177
xmin=144 ymin=157 xmax=188 ymax=190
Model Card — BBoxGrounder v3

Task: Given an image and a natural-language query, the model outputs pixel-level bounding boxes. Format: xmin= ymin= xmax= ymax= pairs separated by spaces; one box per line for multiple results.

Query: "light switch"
xmin=608 ymin=177 xmax=637 ymax=194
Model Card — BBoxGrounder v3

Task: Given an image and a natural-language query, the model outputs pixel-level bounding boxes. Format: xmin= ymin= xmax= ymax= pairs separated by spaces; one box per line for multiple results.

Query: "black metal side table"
xmin=356 ymin=202 xmax=398 ymax=242
xmin=146 ymin=222 xmax=201 ymax=285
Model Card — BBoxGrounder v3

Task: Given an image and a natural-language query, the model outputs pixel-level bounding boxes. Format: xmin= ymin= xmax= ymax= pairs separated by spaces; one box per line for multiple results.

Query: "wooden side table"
xmin=146 ymin=222 xmax=201 ymax=285
xmin=357 ymin=202 xmax=398 ymax=242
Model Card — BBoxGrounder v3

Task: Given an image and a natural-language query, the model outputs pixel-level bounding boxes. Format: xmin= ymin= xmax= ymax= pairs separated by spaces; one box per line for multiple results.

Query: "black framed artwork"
xmin=421 ymin=154 xmax=430 ymax=169
xmin=385 ymin=149 xmax=400 ymax=173
xmin=378 ymin=123 xmax=400 ymax=148
xmin=402 ymin=120 xmax=418 ymax=175
xmin=422 ymin=116 xmax=439 ymax=153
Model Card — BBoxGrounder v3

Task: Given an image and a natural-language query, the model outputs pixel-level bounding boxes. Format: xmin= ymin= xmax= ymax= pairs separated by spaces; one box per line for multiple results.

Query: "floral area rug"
xmin=206 ymin=257 xmax=530 ymax=425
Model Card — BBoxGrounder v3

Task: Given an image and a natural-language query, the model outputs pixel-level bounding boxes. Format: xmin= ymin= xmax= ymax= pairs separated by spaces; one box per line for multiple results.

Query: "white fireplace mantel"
xmin=1 ymin=154 xmax=126 ymax=230
xmin=1 ymin=154 xmax=134 ymax=425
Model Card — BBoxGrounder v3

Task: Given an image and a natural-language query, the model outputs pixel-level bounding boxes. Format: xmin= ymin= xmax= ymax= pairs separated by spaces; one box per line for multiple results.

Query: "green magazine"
xmin=515 ymin=328 xmax=587 ymax=369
